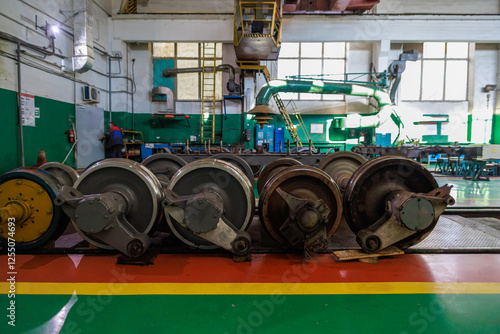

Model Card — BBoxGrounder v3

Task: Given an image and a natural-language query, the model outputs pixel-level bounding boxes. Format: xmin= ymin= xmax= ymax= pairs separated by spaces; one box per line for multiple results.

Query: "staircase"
xmin=201 ymin=43 xmax=217 ymax=144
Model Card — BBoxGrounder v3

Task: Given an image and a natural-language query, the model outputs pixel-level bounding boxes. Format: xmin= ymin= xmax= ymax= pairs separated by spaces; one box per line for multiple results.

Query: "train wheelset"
xmin=0 ymin=152 xmax=454 ymax=261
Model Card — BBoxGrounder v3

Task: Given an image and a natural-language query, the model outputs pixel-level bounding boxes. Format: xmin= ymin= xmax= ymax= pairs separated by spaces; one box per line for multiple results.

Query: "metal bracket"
xmin=55 ymin=186 xmax=150 ymax=257
xmin=276 ymin=187 xmax=331 ymax=258
xmin=356 ymin=184 xmax=454 ymax=253
xmin=163 ymin=189 xmax=251 ymax=255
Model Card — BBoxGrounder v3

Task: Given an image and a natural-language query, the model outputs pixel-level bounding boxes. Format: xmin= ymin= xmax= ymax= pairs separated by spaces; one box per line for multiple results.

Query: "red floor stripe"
xmin=2 ymin=253 xmax=500 ymax=284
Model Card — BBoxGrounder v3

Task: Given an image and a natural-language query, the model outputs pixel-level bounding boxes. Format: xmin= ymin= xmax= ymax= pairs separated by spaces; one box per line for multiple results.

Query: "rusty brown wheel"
xmin=257 ymin=158 xmax=302 ymax=195
xmin=343 ymin=156 xmax=441 ymax=250
xmin=259 ymin=165 xmax=343 ymax=250
xmin=317 ymin=151 xmax=366 ymax=192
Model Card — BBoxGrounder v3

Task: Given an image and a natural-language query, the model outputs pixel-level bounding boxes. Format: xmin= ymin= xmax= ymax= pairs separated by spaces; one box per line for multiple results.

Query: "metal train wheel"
xmin=317 ymin=151 xmax=366 ymax=192
xmin=141 ymin=153 xmax=187 ymax=186
xmin=343 ymin=156 xmax=439 ymax=249
xmin=72 ymin=158 xmax=163 ymax=249
xmin=0 ymin=168 xmax=69 ymax=249
xmin=257 ymin=158 xmax=303 ymax=195
xmin=166 ymin=159 xmax=255 ymax=249
xmin=212 ymin=153 xmax=254 ymax=185
xmin=259 ymin=165 xmax=343 ymax=246
xmin=39 ymin=162 xmax=79 ymax=186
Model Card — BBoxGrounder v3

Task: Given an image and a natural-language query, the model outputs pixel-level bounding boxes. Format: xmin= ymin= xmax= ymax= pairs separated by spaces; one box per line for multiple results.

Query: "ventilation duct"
xmin=152 ymin=86 xmax=175 ymax=113
xmin=250 ymin=79 xmax=395 ymax=128
xmin=64 ymin=0 xmax=94 ymax=73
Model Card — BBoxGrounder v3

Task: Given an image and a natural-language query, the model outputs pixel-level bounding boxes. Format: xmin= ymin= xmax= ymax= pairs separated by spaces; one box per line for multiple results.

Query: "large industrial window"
xmin=152 ymin=42 xmax=223 ymax=100
xmin=277 ymin=42 xmax=347 ymax=101
xmin=401 ymin=42 xmax=470 ymax=101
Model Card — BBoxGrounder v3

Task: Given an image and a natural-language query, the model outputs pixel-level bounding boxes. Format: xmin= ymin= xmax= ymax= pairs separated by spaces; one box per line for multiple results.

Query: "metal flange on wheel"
xmin=0 ymin=168 xmax=69 ymax=250
xmin=39 ymin=162 xmax=79 ymax=187
xmin=318 ymin=151 xmax=366 ymax=192
xmin=259 ymin=165 xmax=343 ymax=259
xmin=163 ymin=159 xmax=254 ymax=257
xmin=212 ymin=153 xmax=254 ymax=185
xmin=343 ymin=156 xmax=455 ymax=253
xmin=257 ymin=158 xmax=303 ymax=195
xmin=141 ymin=153 xmax=187 ymax=186
xmin=55 ymin=159 xmax=163 ymax=257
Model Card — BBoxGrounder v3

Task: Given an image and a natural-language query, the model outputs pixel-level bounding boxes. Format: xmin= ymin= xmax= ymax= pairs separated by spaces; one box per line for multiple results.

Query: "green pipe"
xmin=254 ymin=79 xmax=395 ymax=128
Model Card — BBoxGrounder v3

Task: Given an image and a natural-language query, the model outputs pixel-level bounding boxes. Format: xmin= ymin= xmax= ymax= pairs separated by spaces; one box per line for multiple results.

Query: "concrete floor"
xmin=435 ymin=176 xmax=500 ymax=207
xmin=1 ymin=169 xmax=499 ymax=334
xmin=0 ymin=253 xmax=499 ymax=334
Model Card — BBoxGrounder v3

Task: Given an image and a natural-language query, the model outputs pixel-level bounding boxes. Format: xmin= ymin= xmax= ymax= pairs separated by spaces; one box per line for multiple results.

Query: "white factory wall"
xmin=0 ymin=0 xmax=132 ymax=113
xmin=129 ymin=42 xmax=243 ymax=116
xmin=375 ymin=0 xmax=500 ymax=14
xmin=1 ymin=0 xmax=499 ymax=144
xmin=376 ymin=43 xmax=499 ymax=144
xmin=110 ymin=0 xmax=500 ymax=15
xmin=471 ymin=44 xmax=499 ymax=143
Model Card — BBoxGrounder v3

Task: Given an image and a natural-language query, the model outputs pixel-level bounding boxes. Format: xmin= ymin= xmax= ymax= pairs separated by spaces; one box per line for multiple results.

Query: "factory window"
xmin=277 ymin=42 xmax=347 ymax=101
xmin=401 ymin=42 xmax=469 ymax=101
xmin=153 ymin=42 xmax=223 ymax=100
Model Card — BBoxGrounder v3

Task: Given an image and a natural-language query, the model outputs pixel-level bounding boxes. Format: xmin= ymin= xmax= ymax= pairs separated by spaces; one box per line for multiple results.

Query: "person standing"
xmin=100 ymin=122 xmax=124 ymax=158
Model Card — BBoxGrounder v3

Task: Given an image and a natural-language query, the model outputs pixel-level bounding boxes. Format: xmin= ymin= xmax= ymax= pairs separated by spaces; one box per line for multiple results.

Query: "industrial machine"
xmin=352 ymin=145 xmax=483 ymax=160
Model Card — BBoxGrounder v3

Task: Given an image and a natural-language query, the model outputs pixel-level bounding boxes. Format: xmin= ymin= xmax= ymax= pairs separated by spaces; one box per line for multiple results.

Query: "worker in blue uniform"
xmin=100 ymin=122 xmax=124 ymax=158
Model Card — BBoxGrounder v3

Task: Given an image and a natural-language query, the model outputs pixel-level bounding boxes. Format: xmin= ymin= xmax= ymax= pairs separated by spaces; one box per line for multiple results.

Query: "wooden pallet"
xmin=333 ymin=246 xmax=404 ymax=264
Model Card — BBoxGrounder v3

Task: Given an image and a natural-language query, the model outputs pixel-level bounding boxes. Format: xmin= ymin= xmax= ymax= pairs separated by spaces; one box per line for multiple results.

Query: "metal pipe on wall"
xmin=108 ymin=56 xmax=112 ymax=122
xmin=131 ymin=58 xmax=136 ymax=130
xmin=240 ymin=72 xmax=245 ymax=145
xmin=250 ymin=79 xmax=395 ymax=128
xmin=16 ymin=42 xmax=25 ymax=167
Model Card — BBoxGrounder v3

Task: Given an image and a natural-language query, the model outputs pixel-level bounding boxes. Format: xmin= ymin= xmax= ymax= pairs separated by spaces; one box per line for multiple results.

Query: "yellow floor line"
xmin=1 ymin=282 xmax=500 ymax=296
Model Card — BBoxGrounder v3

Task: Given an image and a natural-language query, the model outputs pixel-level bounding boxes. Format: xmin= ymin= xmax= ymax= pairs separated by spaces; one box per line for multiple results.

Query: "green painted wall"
xmin=153 ymin=59 xmax=176 ymax=91
xmin=467 ymin=114 xmax=473 ymax=142
xmin=108 ymin=112 xmax=355 ymax=151
xmin=2 ymin=86 xmax=372 ymax=175
xmin=1 ymin=88 xmax=76 ymax=174
xmin=2 ymin=88 xmax=19 ymax=174
xmin=492 ymin=114 xmax=500 ymax=144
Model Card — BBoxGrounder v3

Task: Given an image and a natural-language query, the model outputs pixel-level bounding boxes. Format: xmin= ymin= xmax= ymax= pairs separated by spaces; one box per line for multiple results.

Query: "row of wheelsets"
xmin=0 ymin=152 xmax=454 ymax=261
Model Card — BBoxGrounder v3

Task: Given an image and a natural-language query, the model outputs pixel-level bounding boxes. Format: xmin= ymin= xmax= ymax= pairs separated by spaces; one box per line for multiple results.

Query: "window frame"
xmin=152 ymin=42 xmax=223 ymax=102
xmin=277 ymin=42 xmax=348 ymax=101
xmin=401 ymin=42 xmax=470 ymax=102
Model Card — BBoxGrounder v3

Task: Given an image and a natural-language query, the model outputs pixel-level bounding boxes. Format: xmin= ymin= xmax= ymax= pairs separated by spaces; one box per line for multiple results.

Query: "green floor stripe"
xmin=1 ymin=294 xmax=499 ymax=334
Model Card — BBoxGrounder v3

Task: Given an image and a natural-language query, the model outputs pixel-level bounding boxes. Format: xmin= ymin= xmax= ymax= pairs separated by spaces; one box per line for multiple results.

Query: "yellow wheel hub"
xmin=0 ymin=178 xmax=54 ymax=243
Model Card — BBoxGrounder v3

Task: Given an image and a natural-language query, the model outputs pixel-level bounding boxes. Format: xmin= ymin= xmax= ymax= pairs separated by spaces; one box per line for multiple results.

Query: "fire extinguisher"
xmin=66 ymin=129 xmax=74 ymax=143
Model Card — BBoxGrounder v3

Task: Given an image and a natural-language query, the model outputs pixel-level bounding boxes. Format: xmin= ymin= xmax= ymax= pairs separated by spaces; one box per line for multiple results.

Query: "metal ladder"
xmin=261 ymin=63 xmax=311 ymax=148
xmin=201 ymin=43 xmax=217 ymax=144
xmin=286 ymin=99 xmax=314 ymax=148
xmin=238 ymin=61 xmax=315 ymax=148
